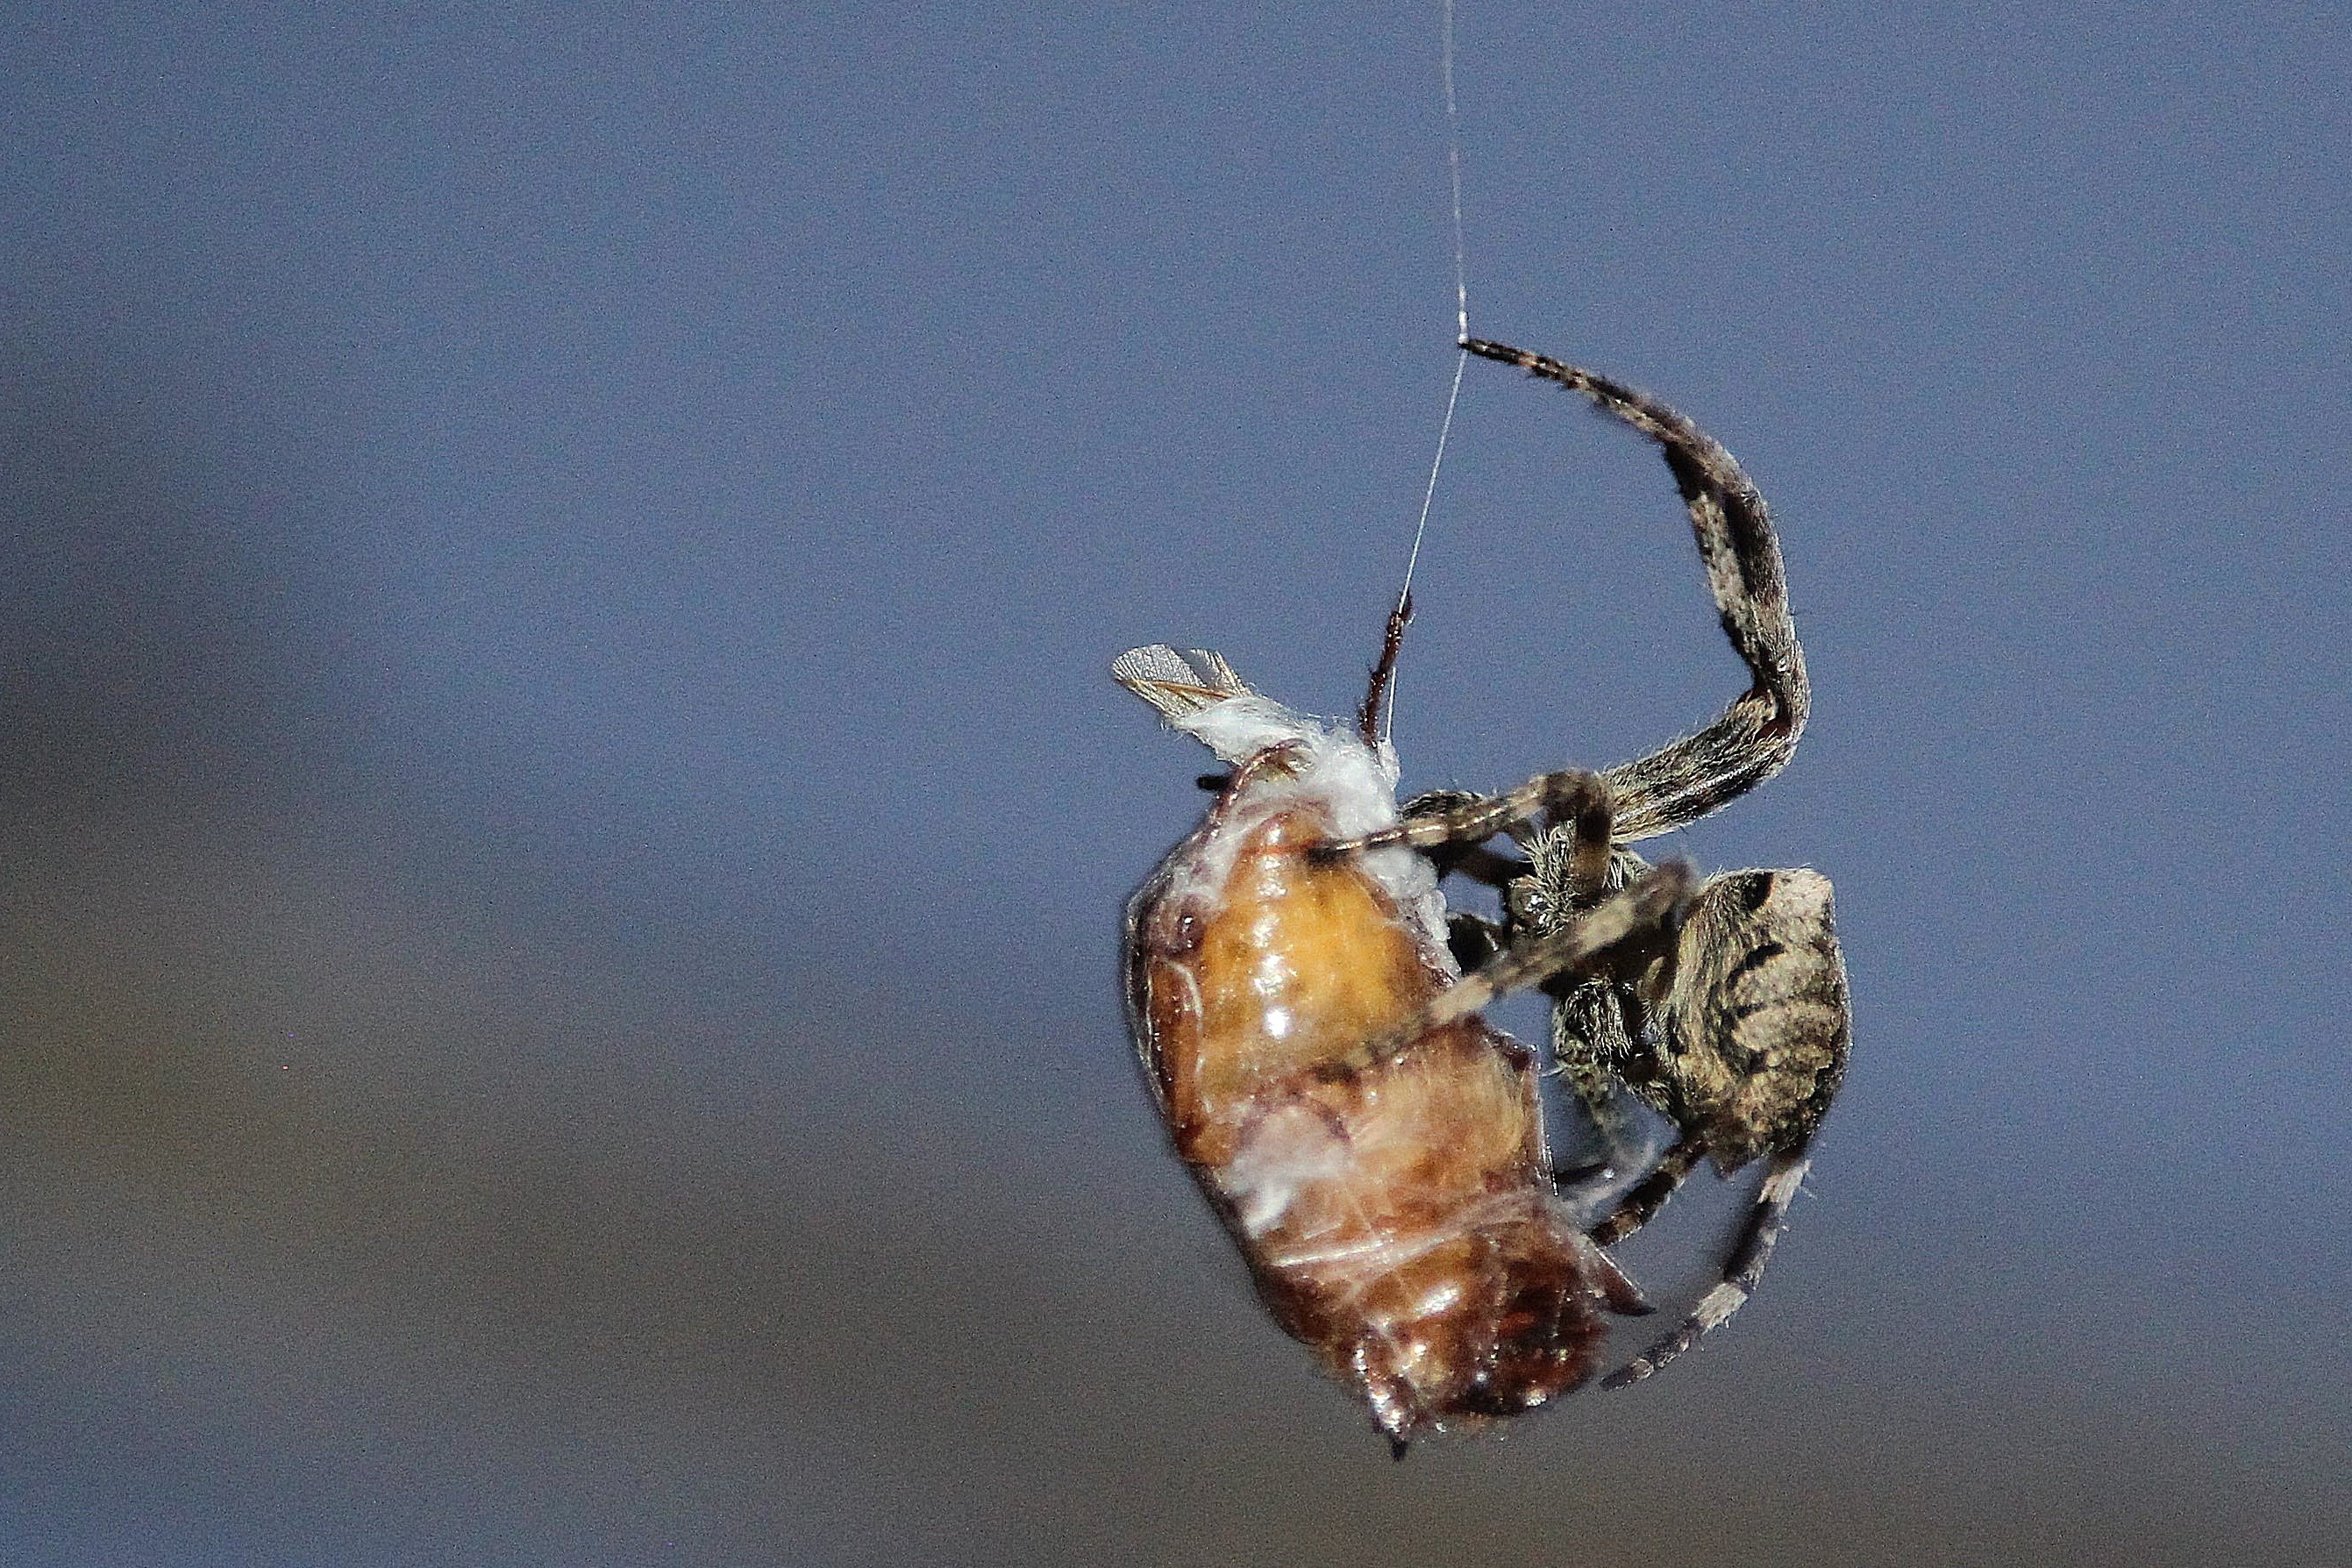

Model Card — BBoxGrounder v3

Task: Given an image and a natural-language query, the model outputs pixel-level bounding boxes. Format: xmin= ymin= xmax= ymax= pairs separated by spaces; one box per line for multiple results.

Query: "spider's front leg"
xmin=1320 ymin=769 xmax=1615 ymax=975
xmin=1312 ymin=772 xmax=1700 ymax=1079
xmin=1322 ymin=767 xmax=1614 ymax=884
xmin=1462 ymin=339 xmax=1808 ymax=844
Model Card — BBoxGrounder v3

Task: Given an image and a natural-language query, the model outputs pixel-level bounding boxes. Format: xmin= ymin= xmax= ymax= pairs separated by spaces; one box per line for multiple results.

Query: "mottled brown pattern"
xmin=1125 ymin=792 xmax=1626 ymax=1450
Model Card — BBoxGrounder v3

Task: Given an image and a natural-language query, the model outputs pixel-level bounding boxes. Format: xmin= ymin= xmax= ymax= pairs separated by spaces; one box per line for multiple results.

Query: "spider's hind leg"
xmin=1604 ymin=1146 xmax=1812 ymax=1387
xmin=1461 ymin=339 xmax=1809 ymax=845
xmin=1584 ymin=1133 xmax=1707 ymax=1244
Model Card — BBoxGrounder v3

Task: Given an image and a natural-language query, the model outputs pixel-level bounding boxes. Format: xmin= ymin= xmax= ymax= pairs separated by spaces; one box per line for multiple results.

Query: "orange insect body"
xmin=1116 ymin=649 xmax=1637 ymax=1450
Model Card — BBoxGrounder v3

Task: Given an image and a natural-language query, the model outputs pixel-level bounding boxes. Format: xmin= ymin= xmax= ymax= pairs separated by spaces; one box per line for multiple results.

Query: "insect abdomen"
xmin=1125 ymin=796 xmax=1611 ymax=1444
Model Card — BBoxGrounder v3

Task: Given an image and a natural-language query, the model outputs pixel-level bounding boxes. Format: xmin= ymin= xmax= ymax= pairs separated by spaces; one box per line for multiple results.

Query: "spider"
xmin=1115 ymin=338 xmax=1849 ymax=1442
xmin=1320 ymin=338 xmax=1852 ymax=1386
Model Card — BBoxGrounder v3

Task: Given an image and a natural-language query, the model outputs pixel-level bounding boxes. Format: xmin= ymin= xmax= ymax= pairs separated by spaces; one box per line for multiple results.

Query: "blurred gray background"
xmin=4 ymin=4 xmax=2347 ymax=1564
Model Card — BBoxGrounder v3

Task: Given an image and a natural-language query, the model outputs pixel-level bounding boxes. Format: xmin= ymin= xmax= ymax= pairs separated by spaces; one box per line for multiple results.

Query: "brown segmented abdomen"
xmin=1123 ymin=783 xmax=1627 ymax=1448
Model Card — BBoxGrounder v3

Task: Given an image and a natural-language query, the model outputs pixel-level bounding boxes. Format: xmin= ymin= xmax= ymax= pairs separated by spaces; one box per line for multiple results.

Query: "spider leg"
xmin=1463 ymin=339 xmax=1807 ymax=841
xmin=1320 ymin=768 xmax=1614 ymax=894
xmin=1397 ymin=790 xmax=1535 ymax=887
xmin=1322 ymin=860 xmax=1695 ymax=1079
xmin=1603 ymin=1146 xmax=1811 ymax=1387
xmin=1316 ymin=768 xmax=1630 ymax=1071
xmin=1586 ymin=1134 xmax=1709 ymax=1247
xmin=1448 ymin=859 xmax=1688 ymax=1012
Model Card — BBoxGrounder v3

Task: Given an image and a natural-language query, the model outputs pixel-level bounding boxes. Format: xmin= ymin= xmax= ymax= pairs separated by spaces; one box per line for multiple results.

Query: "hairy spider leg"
xmin=1313 ymin=859 xmax=1698 ymax=1082
xmin=1602 ymin=1144 xmax=1813 ymax=1386
xmin=1459 ymin=338 xmax=1808 ymax=842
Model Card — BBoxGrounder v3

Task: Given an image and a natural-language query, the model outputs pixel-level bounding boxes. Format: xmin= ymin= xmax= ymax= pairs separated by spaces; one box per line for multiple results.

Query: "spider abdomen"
xmin=1662 ymin=868 xmax=1851 ymax=1172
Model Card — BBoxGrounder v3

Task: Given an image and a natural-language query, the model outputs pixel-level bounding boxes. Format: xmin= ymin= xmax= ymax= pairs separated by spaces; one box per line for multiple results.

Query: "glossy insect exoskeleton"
xmin=1115 ymin=645 xmax=1673 ymax=1453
